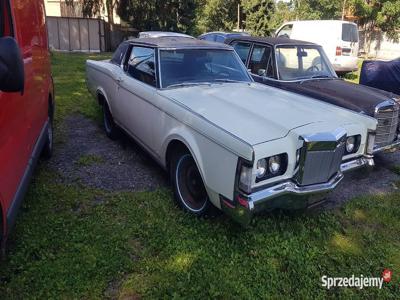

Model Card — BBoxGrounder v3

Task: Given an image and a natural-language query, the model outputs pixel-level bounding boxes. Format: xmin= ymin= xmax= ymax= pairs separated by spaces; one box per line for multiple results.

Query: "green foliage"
xmin=242 ymin=0 xmax=275 ymax=36
xmin=351 ymin=0 xmax=400 ymax=41
xmin=195 ymin=0 xmax=240 ymax=33
xmin=116 ymin=0 xmax=197 ymax=34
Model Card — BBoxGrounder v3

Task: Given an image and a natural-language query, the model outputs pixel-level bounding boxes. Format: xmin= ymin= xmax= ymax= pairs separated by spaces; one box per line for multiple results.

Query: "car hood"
xmin=159 ymin=82 xmax=362 ymax=145
xmin=280 ymin=78 xmax=396 ymax=115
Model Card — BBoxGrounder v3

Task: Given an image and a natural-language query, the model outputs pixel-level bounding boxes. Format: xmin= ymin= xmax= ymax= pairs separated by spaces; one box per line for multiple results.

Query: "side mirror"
xmin=0 ymin=37 xmax=24 ymax=93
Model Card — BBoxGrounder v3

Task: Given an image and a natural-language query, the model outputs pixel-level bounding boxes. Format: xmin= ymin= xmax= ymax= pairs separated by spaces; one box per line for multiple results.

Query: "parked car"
xmin=275 ymin=20 xmax=359 ymax=74
xmin=225 ymin=36 xmax=400 ymax=153
xmin=86 ymin=38 xmax=376 ymax=225
xmin=360 ymin=58 xmax=400 ymax=95
xmin=138 ymin=31 xmax=194 ymax=39
xmin=0 ymin=0 xmax=55 ymax=253
xmin=198 ymin=31 xmax=250 ymax=43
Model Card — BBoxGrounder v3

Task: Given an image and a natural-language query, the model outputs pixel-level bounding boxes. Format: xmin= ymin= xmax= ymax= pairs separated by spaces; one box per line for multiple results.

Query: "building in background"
xmin=44 ymin=0 xmax=121 ymax=24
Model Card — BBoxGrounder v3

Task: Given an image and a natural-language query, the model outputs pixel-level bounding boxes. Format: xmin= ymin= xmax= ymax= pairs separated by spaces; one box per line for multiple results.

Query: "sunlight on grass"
xmin=353 ymin=209 xmax=367 ymax=222
xmin=331 ymin=233 xmax=361 ymax=255
xmin=167 ymin=252 xmax=196 ymax=272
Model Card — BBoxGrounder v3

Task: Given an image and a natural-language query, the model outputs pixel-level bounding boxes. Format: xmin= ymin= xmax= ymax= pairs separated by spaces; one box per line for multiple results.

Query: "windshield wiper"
xmin=214 ymin=79 xmax=246 ymax=83
xmin=309 ymin=75 xmax=332 ymax=79
xmin=165 ymin=82 xmax=211 ymax=89
xmin=299 ymin=75 xmax=333 ymax=84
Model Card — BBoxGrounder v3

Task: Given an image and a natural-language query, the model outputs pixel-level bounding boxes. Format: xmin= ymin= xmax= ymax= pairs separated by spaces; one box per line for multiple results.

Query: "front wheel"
xmin=171 ymin=152 xmax=214 ymax=216
xmin=103 ymin=102 xmax=119 ymax=140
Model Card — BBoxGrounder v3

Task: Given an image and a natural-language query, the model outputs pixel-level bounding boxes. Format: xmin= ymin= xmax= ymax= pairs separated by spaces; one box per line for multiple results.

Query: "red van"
xmin=0 ymin=0 xmax=54 ymax=254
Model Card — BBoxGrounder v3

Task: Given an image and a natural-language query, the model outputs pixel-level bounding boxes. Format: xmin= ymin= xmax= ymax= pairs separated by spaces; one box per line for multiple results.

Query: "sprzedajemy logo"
xmin=321 ymin=270 xmax=392 ymax=290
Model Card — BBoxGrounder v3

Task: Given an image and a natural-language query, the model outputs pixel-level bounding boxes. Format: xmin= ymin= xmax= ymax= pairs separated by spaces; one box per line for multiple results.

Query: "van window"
xmin=126 ymin=46 xmax=156 ymax=87
xmin=342 ymin=24 xmax=358 ymax=42
xmin=0 ymin=0 xmax=13 ymax=37
xmin=277 ymin=24 xmax=293 ymax=38
xmin=231 ymin=41 xmax=251 ymax=64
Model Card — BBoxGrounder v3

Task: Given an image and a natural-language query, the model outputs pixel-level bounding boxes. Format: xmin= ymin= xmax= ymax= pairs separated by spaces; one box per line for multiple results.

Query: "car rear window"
xmin=342 ymin=24 xmax=358 ymax=42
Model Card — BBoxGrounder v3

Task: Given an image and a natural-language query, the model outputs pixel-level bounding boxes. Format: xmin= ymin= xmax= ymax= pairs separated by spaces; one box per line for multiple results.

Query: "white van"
xmin=275 ymin=20 xmax=359 ymax=74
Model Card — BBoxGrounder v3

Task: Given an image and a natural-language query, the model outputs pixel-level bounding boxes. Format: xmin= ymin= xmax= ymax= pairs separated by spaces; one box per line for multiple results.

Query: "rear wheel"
xmin=170 ymin=152 xmax=214 ymax=216
xmin=103 ymin=102 xmax=119 ymax=140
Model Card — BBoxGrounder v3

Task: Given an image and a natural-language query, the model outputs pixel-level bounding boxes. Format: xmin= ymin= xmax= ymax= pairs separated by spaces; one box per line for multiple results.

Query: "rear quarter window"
xmin=0 ymin=0 xmax=13 ymax=37
xmin=342 ymin=24 xmax=358 ymax=42
xmin=111 ymin=43 xmax=129 ymax=65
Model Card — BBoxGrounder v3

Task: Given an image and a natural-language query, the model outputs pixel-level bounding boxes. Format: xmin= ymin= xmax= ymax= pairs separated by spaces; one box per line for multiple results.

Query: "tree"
xmin=195 ymin=0 xmax=240 ymax=34
xmin=241 ymin=0 xmax=275 ymax=36
xmin=65 ymin=0 xmax=118 ymax=24
xmin=351 ymin=0 xmax=400 ymax=41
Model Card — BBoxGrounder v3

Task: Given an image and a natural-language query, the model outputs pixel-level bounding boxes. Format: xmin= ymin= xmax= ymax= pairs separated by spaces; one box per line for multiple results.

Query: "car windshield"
xmin=159 ymin=49 xmax=251 ymax=88
xmin=275 ymin=45 xmax=337 ymax=81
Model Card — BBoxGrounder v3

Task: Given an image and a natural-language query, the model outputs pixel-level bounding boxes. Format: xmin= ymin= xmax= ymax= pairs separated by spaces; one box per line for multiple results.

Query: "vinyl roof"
xmin=224 ymin=36 xmax=318 ymax=46
xmin=125 ymin=37 xmax=232 ymax=49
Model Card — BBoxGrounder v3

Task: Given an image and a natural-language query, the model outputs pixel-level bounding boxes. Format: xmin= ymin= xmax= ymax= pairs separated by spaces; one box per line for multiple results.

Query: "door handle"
xmin=116 ymin=77 xmax=124 ymax=84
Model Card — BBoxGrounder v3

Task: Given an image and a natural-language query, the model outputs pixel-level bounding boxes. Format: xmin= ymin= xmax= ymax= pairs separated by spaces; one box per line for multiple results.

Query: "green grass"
xmin=343 ymin=59 xmax=364 ymax=84
xmin=76 ymin=154 xmax=104 ymax=167
xmin=0 ymin=53 xmax=399 ymax=299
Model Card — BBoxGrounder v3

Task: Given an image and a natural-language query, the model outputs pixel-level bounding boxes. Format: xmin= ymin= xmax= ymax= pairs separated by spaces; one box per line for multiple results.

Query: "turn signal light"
xmin=336 ymin=46 xmax=342 ymax=56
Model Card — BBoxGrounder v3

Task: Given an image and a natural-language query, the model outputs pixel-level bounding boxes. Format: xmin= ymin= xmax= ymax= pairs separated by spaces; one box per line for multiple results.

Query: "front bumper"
xmin=221 ymin=156 xmax=374 ymax=226
xmin=373 ymin=139 xmax=400 ymax=154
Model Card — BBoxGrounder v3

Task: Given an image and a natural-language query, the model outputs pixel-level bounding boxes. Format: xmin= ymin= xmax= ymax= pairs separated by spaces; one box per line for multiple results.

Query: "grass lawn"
xmin=0 ymin=53 xmax=399 ymax=299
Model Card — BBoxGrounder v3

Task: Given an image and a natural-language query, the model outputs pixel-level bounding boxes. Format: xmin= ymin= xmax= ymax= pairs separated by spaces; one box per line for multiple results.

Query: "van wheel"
xmin=170 ymin=152 xmax=214 ymax=216
xmin=41 ymin=118 xmax=53 ymax=159
xmin=103 ymin=102 xmax=119 ymax=140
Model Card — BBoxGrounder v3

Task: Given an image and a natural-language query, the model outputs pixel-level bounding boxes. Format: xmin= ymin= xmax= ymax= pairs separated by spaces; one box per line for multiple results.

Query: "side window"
xmin=111 ymin=43 xmax=128 ymax=66
xmin=203 ymin=34 xmax=215 ymax=41
xmin=277 ymin=24 xmax=293 ymax=38
xmin=249 ymin=45 xmax=273 ymax=77
xmin=126 ymin=46 xmax=156 ymax=87
xmin=215 ymin=35 xmax=225 ymax=43
xmin=231 ymin=41 xmax=251 ymax=64
xmin=0 ymin=0 xmax=13 ymax=37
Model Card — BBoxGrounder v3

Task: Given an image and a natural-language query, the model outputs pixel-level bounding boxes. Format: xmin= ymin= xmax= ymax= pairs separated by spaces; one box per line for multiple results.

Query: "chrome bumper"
xmin=221 ymin=155 xmax=374 ymax=226
xmin=373 ymin=139 xmax=400 ymax=154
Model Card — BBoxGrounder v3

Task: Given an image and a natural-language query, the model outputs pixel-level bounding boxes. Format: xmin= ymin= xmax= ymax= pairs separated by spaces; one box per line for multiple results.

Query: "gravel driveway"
xmin=50 ymin=114 xmax=400 ymax=207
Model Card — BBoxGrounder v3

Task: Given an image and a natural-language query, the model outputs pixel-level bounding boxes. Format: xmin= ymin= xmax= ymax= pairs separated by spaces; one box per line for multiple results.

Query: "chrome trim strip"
xmin=373 ymin=139 xmax=400 ymax=153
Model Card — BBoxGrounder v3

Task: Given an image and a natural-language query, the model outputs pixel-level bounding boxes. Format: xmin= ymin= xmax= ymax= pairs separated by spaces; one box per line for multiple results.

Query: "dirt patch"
xmin=322 ymin=153 xmax=400 ymax=209
xmin=50 ymin=114 xmax=400 ymax=206
xmin=48 ymin=114 xmax=168 ymax=192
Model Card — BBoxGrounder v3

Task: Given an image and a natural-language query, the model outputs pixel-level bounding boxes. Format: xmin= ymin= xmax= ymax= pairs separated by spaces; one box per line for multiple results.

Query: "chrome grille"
xmin=296 ymin=132 xmax=346 ymax=186
xmin=374 ymin=101 xmax=399 ymax=149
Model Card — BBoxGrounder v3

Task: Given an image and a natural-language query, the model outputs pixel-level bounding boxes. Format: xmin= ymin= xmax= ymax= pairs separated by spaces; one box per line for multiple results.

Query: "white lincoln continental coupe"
xmin=86 ymin=38 xmax=377 ymax=225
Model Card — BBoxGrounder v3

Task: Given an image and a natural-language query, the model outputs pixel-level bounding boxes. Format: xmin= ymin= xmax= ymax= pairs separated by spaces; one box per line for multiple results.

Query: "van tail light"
xmin=335 ymin=46 xmax=342 ymax=56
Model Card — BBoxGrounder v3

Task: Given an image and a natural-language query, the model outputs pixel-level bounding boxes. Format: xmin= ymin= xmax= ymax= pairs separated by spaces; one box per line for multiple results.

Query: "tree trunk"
xmin=106 ymin=1 xmax=114 ymax=25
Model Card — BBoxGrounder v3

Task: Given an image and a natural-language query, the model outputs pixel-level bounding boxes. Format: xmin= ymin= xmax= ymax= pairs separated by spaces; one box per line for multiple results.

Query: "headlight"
xmin=256 ymin=158 xmax=267 ymax=179
xmin=346 ymin=136 xmax=355 ymax=153
xmin=345 ymin=135 xmax=361 ymax=154
xmin=255 ymin=153 xmax=288 ymax=183
xmin=268 ymin=155 xmax=281 ymax=175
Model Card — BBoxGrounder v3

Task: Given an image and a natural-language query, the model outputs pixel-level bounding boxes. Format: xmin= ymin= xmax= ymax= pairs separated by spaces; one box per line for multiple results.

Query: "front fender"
xmin=161 ymin=127 xmax=239 ymax=207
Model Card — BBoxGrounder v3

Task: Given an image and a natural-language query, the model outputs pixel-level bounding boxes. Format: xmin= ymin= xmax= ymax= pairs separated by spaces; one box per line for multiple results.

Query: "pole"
xmin=237 ymin=4 xmax=240 ymax=31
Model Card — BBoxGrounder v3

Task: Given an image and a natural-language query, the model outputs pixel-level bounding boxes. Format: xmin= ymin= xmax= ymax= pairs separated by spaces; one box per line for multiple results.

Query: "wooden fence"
xmin=47 ymin=16 xmax=108 ymax=52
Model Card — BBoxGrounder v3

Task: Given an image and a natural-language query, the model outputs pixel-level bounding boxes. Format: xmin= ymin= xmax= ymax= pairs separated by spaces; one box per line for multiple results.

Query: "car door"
xmin=230 ymin=40 xmax=252 ymax=65
xmin=0 ymin=0 xmax=31 ymax=214
xmin=246 ymin=44 xmax=279 ymax=86
xmin=114 ymin=45 xmax=159 ymax=152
